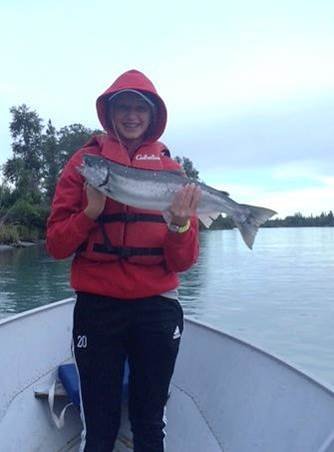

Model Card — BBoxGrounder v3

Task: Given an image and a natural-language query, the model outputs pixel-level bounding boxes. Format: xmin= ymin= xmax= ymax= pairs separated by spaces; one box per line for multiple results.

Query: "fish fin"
xmin=199 ymin=212 xmax=221 ymax=228
xmin=233 ymin=205 xmax=277 ymax=249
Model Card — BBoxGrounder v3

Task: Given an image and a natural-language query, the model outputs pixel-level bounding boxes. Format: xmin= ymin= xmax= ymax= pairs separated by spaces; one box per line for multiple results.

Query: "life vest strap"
xmin=93 ymin=243 xmax=164 ymax=258
xmin=97 ymin=213 xmax=165 ymax=223
xmin=76 ymin=213 xmax=166 ymax=257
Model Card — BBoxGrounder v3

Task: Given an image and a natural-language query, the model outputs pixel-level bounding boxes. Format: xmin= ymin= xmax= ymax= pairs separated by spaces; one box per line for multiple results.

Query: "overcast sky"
xmin=1 ymin=0 xmax=333 ymax=217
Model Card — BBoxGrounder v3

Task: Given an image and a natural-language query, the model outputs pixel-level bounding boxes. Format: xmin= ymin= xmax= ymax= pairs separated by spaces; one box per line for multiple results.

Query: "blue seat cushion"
xmin=58 ymin=361 xmax=129 ymax=407
xmin=58 ymin=364 xmax=81 ymax=407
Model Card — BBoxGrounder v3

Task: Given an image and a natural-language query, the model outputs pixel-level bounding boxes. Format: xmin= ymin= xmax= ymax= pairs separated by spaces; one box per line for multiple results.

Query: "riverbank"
xmin=0 ymin=244 xmax=13 ymax=251
xmin=0 ymin=241 xmax=39 ymax=252
xmin=0 ymin=221 xmax=45 ymax=249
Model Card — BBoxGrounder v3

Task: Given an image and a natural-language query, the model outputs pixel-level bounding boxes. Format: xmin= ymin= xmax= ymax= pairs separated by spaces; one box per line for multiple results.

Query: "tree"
xmin=174 ymin=156 xmax=200 ymax=180
xmin=3 ymin=104 xmax=43 ymax=199
xmin=57 ymin=124 xmax=102 ymax=168
xmin=0 ymin=183 xmax=14 ymax=225
xmin=41 ymin=120 xmax=60 ymax=202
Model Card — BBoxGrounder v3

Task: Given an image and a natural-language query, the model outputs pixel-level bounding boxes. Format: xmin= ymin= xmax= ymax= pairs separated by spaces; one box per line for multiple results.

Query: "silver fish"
xmin=78 ymin=154 xmax=277 ymax=249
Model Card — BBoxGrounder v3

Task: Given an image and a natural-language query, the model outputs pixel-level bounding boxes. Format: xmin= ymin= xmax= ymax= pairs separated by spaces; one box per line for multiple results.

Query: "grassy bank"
xmin=0 ymin=197 xmax=49 ymax=246
xmin=0 ymin=224 xmax=43 ymax=246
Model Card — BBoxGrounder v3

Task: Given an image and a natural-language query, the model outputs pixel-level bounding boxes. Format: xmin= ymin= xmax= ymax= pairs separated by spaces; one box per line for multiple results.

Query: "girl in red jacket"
xmin=47 ymin=69 xmax=200 ymax=452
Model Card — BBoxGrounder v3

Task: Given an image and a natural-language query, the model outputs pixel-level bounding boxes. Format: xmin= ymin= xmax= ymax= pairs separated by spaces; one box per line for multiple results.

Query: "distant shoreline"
xmin=0 ymin=241 xmax=39 ymax=252
xmin=1 ymin=225 xmax=334 ymax=251
xmin=0 ymin=244 xmax=13 ymax=251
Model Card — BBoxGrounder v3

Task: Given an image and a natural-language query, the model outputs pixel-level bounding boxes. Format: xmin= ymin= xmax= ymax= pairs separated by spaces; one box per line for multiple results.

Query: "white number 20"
xmin=77 ymin=335 xmax=87 ymax=348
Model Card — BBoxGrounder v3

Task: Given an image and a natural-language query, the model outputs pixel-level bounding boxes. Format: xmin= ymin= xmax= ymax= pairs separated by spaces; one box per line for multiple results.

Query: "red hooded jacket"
xmin=46 ymin=70 xmax=199 ymax=299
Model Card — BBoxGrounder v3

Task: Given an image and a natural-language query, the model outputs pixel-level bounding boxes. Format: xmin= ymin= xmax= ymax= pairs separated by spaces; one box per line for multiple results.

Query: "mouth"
xmin=122 ymin=122 xmax=141 ymax=129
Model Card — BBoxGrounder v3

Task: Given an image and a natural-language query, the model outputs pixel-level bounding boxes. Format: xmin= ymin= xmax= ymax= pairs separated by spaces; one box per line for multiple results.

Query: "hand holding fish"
xmin=169 ymin=183 xmax=202 ymax=226
xmin=84 ymin=184 xmax=106 ymax=220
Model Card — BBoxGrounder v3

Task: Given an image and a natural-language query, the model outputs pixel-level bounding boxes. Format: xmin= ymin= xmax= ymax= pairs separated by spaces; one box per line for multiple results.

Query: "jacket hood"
xmin=96 ymin=70 xmax=167 ymax=142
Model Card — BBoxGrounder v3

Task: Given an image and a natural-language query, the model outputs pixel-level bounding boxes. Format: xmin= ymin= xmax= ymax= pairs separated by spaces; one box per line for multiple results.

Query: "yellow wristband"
xmin=178 ymin=220 xmax=190 ymax=233
xmin=169 ymin=220 xmax=190 ymax=234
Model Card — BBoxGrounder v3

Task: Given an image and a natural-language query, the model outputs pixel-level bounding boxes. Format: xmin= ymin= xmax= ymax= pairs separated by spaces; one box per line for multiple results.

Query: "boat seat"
xmin=35 ymin=361 xmax=130 ymax=428
xmin=58 ymin=364 xmax=81 ymax=407
xmin=58 ymin=361 xmax=130 ymax=407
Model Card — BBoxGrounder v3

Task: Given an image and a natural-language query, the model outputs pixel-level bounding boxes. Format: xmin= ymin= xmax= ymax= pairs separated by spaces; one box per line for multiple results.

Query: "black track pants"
xmin=73 ymin=292 xmax=184 ymax=452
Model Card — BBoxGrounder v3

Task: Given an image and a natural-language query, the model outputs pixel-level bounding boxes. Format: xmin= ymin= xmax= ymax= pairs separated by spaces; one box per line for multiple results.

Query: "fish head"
xmin=78 ymin=154 xmax=110 ymax=188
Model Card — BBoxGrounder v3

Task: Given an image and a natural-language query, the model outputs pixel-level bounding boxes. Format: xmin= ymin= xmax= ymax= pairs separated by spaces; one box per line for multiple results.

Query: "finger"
xmin=181 ymin=183 xmax=195 ymax=208
xmin=189 ymin=186 xmax=202 ymax=212
xmin=183 ymin=184 xmax=199 ymax=210
xmin=171 ymin=185 xmax=187 ymax=211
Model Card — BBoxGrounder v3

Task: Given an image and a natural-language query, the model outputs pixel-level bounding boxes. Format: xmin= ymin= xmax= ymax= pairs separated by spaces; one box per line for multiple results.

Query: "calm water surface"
xmin=1 ymin=227 xmax=334 ymax=388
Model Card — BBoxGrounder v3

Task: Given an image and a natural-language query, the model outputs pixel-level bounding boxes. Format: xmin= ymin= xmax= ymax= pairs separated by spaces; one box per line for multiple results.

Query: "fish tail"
xmin=233 ymin=204 xmax=277 ymax=249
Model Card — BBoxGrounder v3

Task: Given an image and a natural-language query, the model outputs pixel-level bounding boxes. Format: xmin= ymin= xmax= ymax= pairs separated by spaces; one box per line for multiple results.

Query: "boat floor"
xmin=61 ymin=436 xmax=133 ymax=451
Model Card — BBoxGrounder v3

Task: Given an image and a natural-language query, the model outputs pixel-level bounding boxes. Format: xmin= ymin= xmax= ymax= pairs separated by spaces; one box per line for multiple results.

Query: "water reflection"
xmin=178 ymin=231 xmax=210 ymax=317
xmin=0 ymin=244 xmax=72 ymax=316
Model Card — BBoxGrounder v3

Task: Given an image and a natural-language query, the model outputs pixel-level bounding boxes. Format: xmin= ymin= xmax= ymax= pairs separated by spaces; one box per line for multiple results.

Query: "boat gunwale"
xmin=1 ymin=298 xmax=334 ymax=398
xmin=0 ymin=297 xmax=75 ymax=327
xmin=186 ymin=316 xmax=334 ymax=397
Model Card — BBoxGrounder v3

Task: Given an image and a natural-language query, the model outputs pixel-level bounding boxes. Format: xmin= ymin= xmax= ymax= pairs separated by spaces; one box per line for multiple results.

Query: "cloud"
xmin=211 ymin=181 xmax=333 ymax=218
xmin=254 ymin=186 xmax=334 ymax=218
xmin=163 ymin=42 xmax=334 ymax=116
xmin=165 ymin=95 xmax=334 ymax=174
xmin=208 ymin=162 xmax=334 ymax=217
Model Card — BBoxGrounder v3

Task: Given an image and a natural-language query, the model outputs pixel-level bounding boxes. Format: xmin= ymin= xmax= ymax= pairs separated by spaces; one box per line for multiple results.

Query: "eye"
xmin=136 ymin=105 xmax=149 ymax=113
xmin=115 ymin=104 xmax=129 ymax=113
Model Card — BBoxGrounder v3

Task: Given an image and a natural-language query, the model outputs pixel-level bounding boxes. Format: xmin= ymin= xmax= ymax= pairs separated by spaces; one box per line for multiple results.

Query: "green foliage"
xmin=57 ymin=124 xmax=102 ymax=167
xmin=0 ymin=224 xmax=20 ymax=245
xmin=263 ymin=211 xmax=334 ymax=227
xmin=0 ymin=184 xmax=14 ymax=211
xmin=7 ymin=199 xmax=49 ymax=229
xmin=41 ymin=119 xmax=60 ymax=202
xmin=0 ymin=103 xmax=103 ymax=243
xmin=174 ymin=156 xmax=200 ymax=180
xmin=209 ymin=215 xmax=234 ymax=230
xmin=10 ymin=104 xmax=43 ymax=143
xmin=15 ymin=225 xmax=41 ymax=242
xmin=4 ymin=104 xmax=44 ymax=197
xmin=2 ymin=157 xmax=25 ymax=185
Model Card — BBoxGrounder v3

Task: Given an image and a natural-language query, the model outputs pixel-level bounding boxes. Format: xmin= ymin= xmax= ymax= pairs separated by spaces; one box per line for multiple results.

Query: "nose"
xmin=124 ymin=106 xmax=139 ymax=118
xmin=125 ymin=107 xmax=136 ymax=118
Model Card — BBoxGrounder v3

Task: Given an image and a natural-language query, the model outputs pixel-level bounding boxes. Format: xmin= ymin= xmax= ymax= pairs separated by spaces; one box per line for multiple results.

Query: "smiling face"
xmin=109 ymin=92 xmax=152 ymax=146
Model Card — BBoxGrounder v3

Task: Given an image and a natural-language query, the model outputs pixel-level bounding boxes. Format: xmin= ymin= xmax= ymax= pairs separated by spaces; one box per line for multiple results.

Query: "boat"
xmin=1 ymin=297 xmax=334 ymax=451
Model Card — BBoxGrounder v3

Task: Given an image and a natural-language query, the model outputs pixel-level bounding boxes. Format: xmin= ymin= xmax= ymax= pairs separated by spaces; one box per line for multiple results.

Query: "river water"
xmin=1 ymin=227 xmax=334 ymax=388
